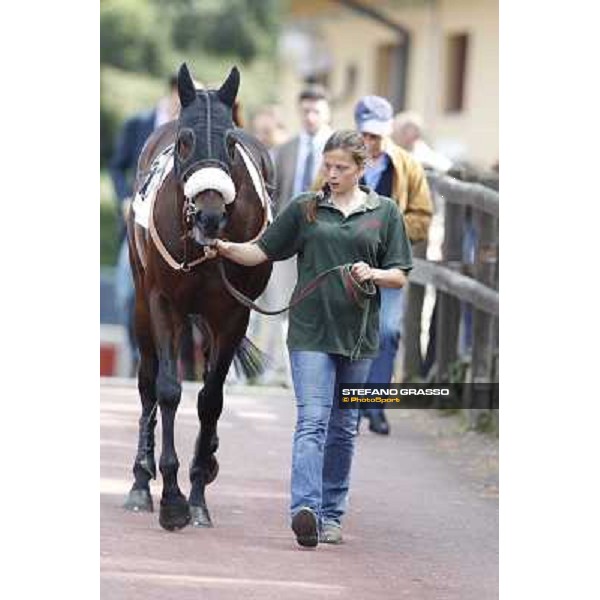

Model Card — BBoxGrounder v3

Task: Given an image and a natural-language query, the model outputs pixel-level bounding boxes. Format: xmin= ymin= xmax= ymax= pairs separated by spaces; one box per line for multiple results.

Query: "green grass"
xmin=101 ymin=65 xmax=166 ymax=118
xmin=101 ymin=58 xmax=279 ymax=131
xmin=100 ymin=169 xmax=116 ymax=206
xmin=100 ymin=202 xmax=119 ymax=267
xmin=100 ymin=170 xmax=119 ymax=266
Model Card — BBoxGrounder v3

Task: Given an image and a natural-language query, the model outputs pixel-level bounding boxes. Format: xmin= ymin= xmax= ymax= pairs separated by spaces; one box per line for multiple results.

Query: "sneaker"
xmin=320 ymin=522 xmax=343 ymax=544
xmin=291 ymin=507 xmax=318 ymax=548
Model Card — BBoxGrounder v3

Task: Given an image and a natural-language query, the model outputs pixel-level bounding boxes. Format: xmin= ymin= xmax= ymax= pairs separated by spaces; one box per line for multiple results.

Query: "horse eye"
xmin=177 ymin=129 xmax=195 ymax=160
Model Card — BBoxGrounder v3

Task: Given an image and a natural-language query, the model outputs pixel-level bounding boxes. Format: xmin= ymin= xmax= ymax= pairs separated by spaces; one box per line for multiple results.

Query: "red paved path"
xmin=101 ymin=378 xmax=498 ymax=600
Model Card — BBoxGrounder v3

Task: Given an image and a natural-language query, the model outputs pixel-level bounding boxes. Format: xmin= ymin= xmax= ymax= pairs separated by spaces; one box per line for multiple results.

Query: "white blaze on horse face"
xmin=183 ymin=167 xmax=236 ymax=204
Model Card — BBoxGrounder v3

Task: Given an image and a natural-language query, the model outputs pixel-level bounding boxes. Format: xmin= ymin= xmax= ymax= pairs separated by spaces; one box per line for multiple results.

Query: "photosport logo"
xmin=336 ymin=383 xmax=499 ymax=410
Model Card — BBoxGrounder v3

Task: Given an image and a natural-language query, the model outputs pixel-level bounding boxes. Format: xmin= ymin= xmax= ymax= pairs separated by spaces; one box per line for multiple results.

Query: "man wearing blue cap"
xmin=354 ymin=95 xmax=433 ymax=434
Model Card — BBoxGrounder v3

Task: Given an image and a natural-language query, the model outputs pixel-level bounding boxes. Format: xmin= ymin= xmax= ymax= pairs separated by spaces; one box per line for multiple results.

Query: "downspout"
xmin=335 ymin=0 xmax=411 ymax=110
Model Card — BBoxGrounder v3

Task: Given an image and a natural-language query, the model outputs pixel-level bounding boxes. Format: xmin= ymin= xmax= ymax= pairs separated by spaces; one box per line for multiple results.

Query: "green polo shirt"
xmin=257 ymin=187 xmax=413 ymax=359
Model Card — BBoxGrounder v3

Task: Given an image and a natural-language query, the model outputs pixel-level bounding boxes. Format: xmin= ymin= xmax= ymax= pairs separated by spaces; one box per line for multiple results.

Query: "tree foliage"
xmin=100 ymin=0 xmax=282 ymax=207
xmin=100 ymin=0 xmax=170 ymax=75
xmin=167 ymin=0 xmax=280 ymax=63
xmin=101 ymin=0 xmax=282 ymax=75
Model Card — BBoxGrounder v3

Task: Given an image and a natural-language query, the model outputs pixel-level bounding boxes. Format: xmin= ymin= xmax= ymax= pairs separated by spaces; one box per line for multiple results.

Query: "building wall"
xmin=279 ymin=0 xmax=498 ymax=167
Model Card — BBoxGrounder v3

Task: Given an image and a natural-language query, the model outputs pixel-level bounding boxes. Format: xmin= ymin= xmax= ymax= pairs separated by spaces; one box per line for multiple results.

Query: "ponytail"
xmin=303 ymin=182 xmax=331 ymax=224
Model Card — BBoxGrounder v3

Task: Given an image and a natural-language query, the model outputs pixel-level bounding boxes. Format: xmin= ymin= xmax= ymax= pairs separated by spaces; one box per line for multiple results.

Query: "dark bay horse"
xmin=123 ymin=63 xmax=273 ymax=531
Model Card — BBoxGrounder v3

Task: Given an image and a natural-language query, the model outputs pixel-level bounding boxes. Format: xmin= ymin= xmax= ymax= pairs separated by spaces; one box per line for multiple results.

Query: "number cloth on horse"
xmin=132 ymin=144 xmax=174 ymax=228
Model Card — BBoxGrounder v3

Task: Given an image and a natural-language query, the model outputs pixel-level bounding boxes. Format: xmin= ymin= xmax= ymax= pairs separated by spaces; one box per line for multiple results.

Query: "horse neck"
xmin=225 ymin=191 xmax=264 ymax=243
xmin=153 ymin=178 xmax=188 ymax=255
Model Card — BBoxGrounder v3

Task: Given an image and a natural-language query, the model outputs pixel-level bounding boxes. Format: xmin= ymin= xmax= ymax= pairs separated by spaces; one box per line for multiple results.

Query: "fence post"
xmin=467 ymin=205 xmax=499 ymax=428
xmin=403 ymin=239 xmax=427 ymax=380
xmin=434 ymin=199 xmax=463 ymax=383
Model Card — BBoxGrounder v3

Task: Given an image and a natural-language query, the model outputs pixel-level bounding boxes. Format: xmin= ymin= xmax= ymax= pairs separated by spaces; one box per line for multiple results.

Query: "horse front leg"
xmin=149 ymin=291 xmax=190 ymax=531
xmin=189 ymin=311 xmax=249 ymax=527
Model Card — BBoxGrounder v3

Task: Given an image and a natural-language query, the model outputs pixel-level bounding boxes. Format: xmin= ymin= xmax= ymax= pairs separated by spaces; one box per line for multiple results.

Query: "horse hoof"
xmin=159 ymin=499 xmax=191 ymax=531
xmin=190 ymin=504 xmax=213 ymax=528
xmin=124 ymin=488 xmax=153 ymax=513
xmin=205 ymin=457 xmax=219 ymax=485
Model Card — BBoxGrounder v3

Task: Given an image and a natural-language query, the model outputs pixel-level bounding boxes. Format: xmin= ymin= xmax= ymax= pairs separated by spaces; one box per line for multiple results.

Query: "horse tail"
xmin=233 ymin=336 xmax=270 ymax=381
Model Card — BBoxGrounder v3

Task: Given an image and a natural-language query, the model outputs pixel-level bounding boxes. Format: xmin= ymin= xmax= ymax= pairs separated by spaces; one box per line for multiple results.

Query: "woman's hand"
xmin=204 ymin=240 xmax=268 ymax=266
xmin=204 ymin=246 xmax=218 ymax=260
xmin=351 ymin=261 xmax=373 ymax=284
xmin=351 ymin=263 xmax=408 ymax=288
xmin=205 ymin=240 xmax=228 ymax=260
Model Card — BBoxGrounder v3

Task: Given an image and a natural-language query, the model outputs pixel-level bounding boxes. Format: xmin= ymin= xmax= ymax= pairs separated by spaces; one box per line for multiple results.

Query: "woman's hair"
xmin=322 ymin=129 xmax=368 ymax=168
xmin=303 ymin=129 xmax=368 ymax=223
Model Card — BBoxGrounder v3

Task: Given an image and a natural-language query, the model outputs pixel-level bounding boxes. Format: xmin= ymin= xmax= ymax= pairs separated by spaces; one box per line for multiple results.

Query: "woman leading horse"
xmin=209 ymin=130 xmax=413 ymax=547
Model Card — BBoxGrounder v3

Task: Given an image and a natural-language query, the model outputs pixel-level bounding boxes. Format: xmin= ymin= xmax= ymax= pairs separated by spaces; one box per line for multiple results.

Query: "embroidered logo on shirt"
xmin=360 ymin=218 xmax=382 ymax=230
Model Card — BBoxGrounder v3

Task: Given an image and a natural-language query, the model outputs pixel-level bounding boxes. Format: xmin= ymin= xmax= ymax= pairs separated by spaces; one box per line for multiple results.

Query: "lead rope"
xmin=217 ymin=259 xmax=376 ymax=360
xmin=351 ymin=295 xmax=371 ymax=361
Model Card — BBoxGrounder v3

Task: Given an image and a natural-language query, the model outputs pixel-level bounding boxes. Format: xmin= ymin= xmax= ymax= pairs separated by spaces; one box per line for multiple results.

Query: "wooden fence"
xmin=403 ymin=171 xmax=499 ymax=429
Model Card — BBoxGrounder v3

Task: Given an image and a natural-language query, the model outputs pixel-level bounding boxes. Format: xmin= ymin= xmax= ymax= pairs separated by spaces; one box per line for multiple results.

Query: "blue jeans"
xmin=460 ymin=218 xmax=477 ymax=356
xmin=362 ymin=287 xmax=404 ymax=419
xmin=289 ymin=351 xmax=372 ymax=526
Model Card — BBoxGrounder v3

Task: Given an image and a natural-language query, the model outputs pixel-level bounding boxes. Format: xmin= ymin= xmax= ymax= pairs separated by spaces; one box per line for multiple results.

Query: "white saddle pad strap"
xmin=235 ymin=142 xmax=273 ymax=223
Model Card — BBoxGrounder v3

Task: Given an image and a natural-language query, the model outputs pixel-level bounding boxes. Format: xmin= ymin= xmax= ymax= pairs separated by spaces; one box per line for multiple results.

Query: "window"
xmin=376 ymin=43 xmax=409 ymax=111
xmin=444 ymin=33 xmax=469 ymax=113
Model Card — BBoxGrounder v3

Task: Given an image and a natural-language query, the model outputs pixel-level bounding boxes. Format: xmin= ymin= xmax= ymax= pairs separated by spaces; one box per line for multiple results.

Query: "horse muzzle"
xmin=181 ymin=164 xmax=236 ymax=246
xmin=193 ymin=210 xmax=227 ymax=246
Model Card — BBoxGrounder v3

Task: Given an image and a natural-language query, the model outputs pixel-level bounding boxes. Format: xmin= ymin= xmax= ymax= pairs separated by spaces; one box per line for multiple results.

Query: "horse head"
xmin=174 ymin=63 xmax=240 ymax=245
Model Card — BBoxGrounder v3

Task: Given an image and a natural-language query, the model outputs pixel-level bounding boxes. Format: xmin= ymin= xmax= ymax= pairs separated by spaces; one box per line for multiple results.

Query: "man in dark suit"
xmin=273 ymin=85 xmax=332 ymax=213
xmin=110 ymin=75 xmax=179 ymax=237
xmin=109 ymin=75 xmax=180 ymax=376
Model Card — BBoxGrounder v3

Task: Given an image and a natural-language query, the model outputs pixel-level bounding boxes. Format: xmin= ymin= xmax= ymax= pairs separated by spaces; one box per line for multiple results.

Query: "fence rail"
xmin=425 ymin=171 xmax=499 ymax=216
xmin=403 ymin=170 xmax=499 ymax=430
xmin=410 ymin=258 xmax=499 ymax=316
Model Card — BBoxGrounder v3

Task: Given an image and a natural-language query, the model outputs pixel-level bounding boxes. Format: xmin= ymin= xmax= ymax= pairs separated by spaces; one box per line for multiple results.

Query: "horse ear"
xmin=177 ymin=63 xmax=197 ymax=108
xmin=217 ymin=66 xmax=240 ymax=107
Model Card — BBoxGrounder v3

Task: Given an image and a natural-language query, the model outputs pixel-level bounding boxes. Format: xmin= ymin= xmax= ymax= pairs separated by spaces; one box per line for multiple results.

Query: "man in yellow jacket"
xmin=354 ymin=95 xmax=433 ymax=434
